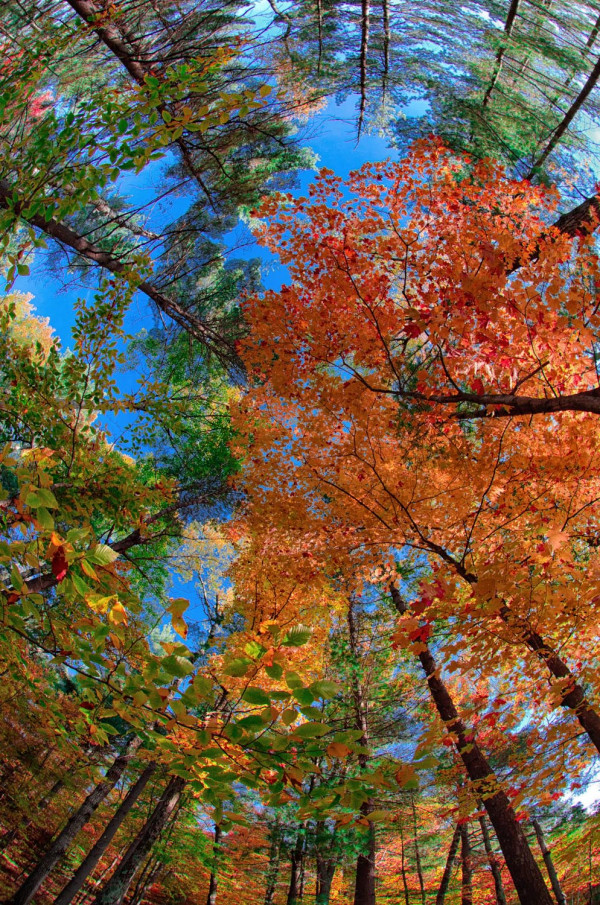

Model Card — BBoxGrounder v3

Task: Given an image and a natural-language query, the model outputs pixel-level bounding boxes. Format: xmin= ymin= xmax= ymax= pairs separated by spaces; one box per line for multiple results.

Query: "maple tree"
xmin=2 ymin=2 xmax=600 ymax=904
xmin=231 ymin=139 xmax=600 ymax=903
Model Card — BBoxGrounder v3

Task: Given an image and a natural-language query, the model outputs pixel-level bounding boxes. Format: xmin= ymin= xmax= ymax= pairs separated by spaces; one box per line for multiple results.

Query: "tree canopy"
xmin=1 ymin=2 xmax=600 ymax=905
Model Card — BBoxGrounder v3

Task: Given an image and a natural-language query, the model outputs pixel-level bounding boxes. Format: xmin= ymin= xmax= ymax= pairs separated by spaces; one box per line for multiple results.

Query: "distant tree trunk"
xmin=316 ymin=856 xmax=336 ymax=905
xmin=435 ymin=825 xmax=461 ymax=905
xmin=75 ymin=855 xmax=119 ymax=905
xmin=91 ymin=774 xmax=185 ymax=905
xmin=497 ymin=605 xmax=600 ymax=755
xmin=357 ymin=0 xmax=371 ymax=139
xmin=37 ymin=779 xmax=65 ymax=812
xmin=531 ymin=819 xmax=567 ymax=905
xmin=354 ymin=810 xmax=376 ymax=905
xmin=53 ymin=763 xmax=157 ymax=905
xmin=390 ymin=585 xmax=553 ymax=905
xmin=7 ymin=737 xmax=142 ymax=905
xmin=206 ymin=824 xmax=222 ymax=905
xmin=128 ymin=856 xmax=164 ymax=905
xmin=398 ymin=812 xmax=411 ymax=905
xmin=315 ymin=820 xmax=336 ymax=905
xmin=411 ymin=793 xmax=425 ymax=905
xmin=478 ymin=810 xmax=507 ymax=905
xmin=481 ymin=0 xmax=521 ymax=107
xmin=529 ymin=52 xmax=600 ymax=174
xmin=286 ymin=834 xmax=304 ymax=905
xmin=460 ymin=826 xmax=473 ymax=905
xmin=347 ymin=601 xmax=376 ymax=905
xmin=381 ymin=0 xmax=390 ymax=99
xmin=264 ymin=819 xmax=281 ymax=905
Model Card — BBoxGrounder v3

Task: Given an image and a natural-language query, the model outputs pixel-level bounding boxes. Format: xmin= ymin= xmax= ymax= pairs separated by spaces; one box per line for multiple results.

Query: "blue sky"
xmin=11 ymin=95 xmax=411 ymax=346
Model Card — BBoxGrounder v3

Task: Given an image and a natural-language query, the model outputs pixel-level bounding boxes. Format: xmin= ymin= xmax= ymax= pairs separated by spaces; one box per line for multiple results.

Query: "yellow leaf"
xmin=327 ymin=742 xmax=351 ymax=758
xmin=108 ymin=601 xmax=128 ymax=626
xmin=172 ymin=614 xmax=188 ymax=639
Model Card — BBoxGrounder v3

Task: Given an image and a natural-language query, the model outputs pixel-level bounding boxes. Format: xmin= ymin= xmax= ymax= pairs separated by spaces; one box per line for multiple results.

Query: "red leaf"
xmin=51 ymin=546 xmax=68 ymax=583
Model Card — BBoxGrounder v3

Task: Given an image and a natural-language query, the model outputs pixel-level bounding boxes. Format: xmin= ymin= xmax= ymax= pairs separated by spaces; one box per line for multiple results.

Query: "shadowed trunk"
xmin=435 ymin=825 xmax=461 ymax=905
xmin=529 ymin=51 xmax=600 ymax=174
xmin=398 ymin=812 xmax=411 ymax=905
xmin=532 ymin=819 xmax=567 ymax=905
xmin=478 ymin=809 xmax=508 ymax=905
xmin=264 ymin=818 xmax=281 ymax=905
xmin=348 ymin=600 xmax=376 ymax=905
xmin=482 ymin=0 xmax=521 ymax=107
xmin=390 ymin=585 xmax=553 ymax=905
xmin=7 ymin=737 xmax=142 ymax=905
xmin=91 ymin=774 xmax=185 ymax=905
xmin=206 ymin=825 xmax=222 ymax=905
xmin=411 ymin=793 xmax=425 ymax=905
xmin=286 ymin=833 xmax=304 ymax=905
xmin=460 ymin=826 xmax=473 ymax=905
xmin=53 ymin=763 xmax=157 ymax=905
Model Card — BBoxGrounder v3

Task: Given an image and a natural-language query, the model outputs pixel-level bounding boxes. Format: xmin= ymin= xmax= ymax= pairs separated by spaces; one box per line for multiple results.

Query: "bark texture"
xmin=7 ymin=737 xmax=142 ymax=905
xmin=92 ymin=774 xmax=185 ymax=905
xmin=390 ymin=585 xmax=553 ymax=905
xmin=53 ymin=762 xmax=157 ymax=905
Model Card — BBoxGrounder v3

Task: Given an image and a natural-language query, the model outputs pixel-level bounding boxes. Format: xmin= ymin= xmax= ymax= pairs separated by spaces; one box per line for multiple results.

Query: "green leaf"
xmin=293 ymin=688 xmax=315 ymax=706
xmin=162 ymin=655 xmax=194 ymax=677
xmin=35 ymin=507 xmax=54 ymax=530
xmin=282 ymin=625 xmax=312 ymax=647
xmin=71 ymin=572 xmax=90 ymax=597
xmin=282 ymin=708 xmax=297 ymax=726
xmin=224 ymin=658 xmax=252 ymax=677
xmin=244 ymin=640 xmax=265 ymax=659
xmin=24 ymin=487 xmax=58 ymax=509
xmin=88 ymin=544 xmax=120 ymax=565
xmin=292 ymin=722 xmax=329 ymax=739
xmin=265 ymin=663 xmax=283 ymax=680
xmin=238 ymin=714 xmax=265 ymax=731
xmin=285 ymin=671 xmax=304 ymax=689
xmin=309 ymin=680 xmax=342 ymax=699
xmin=242 ymin=687 xmax=271 ymax=707
xmin=364 ymin=809 xmax=391 ymax=823
xmin=168 ymin=597 xmax=189 ymax=617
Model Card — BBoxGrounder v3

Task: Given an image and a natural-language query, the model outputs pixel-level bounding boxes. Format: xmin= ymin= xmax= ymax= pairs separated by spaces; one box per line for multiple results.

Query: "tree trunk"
xmin=315 ymin=821 xmax=336 ymax=905
xmin=532 ymin=819 xmax=567 ymax=905
xmin=52 ymin=763 xmax=157 ymax=905
xmin=64 ymin=0 xmax=222 ymax=211
xmin=286 ymin=833 xmax=304 ymax=905
xmin=435 ymin=825 xmax=461 ymax=905
xmin=264 ymin=819 xmax=281 ymax=905
xmin=91 ymin=775 xmax=185 ymax=905
xmin=347 ymin=601 xmax=376 ymax=905
xmin=411 ymin=793 xmax=425 ymax=905
xmin=478 ymin=809 xmax=508 ymax=905
xmin=128 ymin=856 xmax=164 ymax=905
xmin=6 ymin=737 xmax=142 ymax=905
xmin=482 ymin=0 xmax=521 ymax=107
xmin=357 ymin=0 xmax=371 ymax=139
xmin=398 ymin=812 xmax=411 ymax=905
xmin=390 ymin=586 xmax=553 ymax=905
xmin=382 ymin=0 xmax=390 ymax=99
xmin=206 ymin=824 xmax=222 ymax=905
xmin=529 ymin=52 xmax=600 ymax=174
xmin=75 ymin=855 xmax=119 ymax=905
xmin=460 ymin=826 xmax=473 ymax=905
xmin=497 ymin=605 xmax=600 ymax=755
xmin=316 ymin=857 xmax=336 ymax=905
xmin=0 ymin=182 xmax=232 ymax=368
xmin=354 ymin=814 xmax=376 ymax=905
